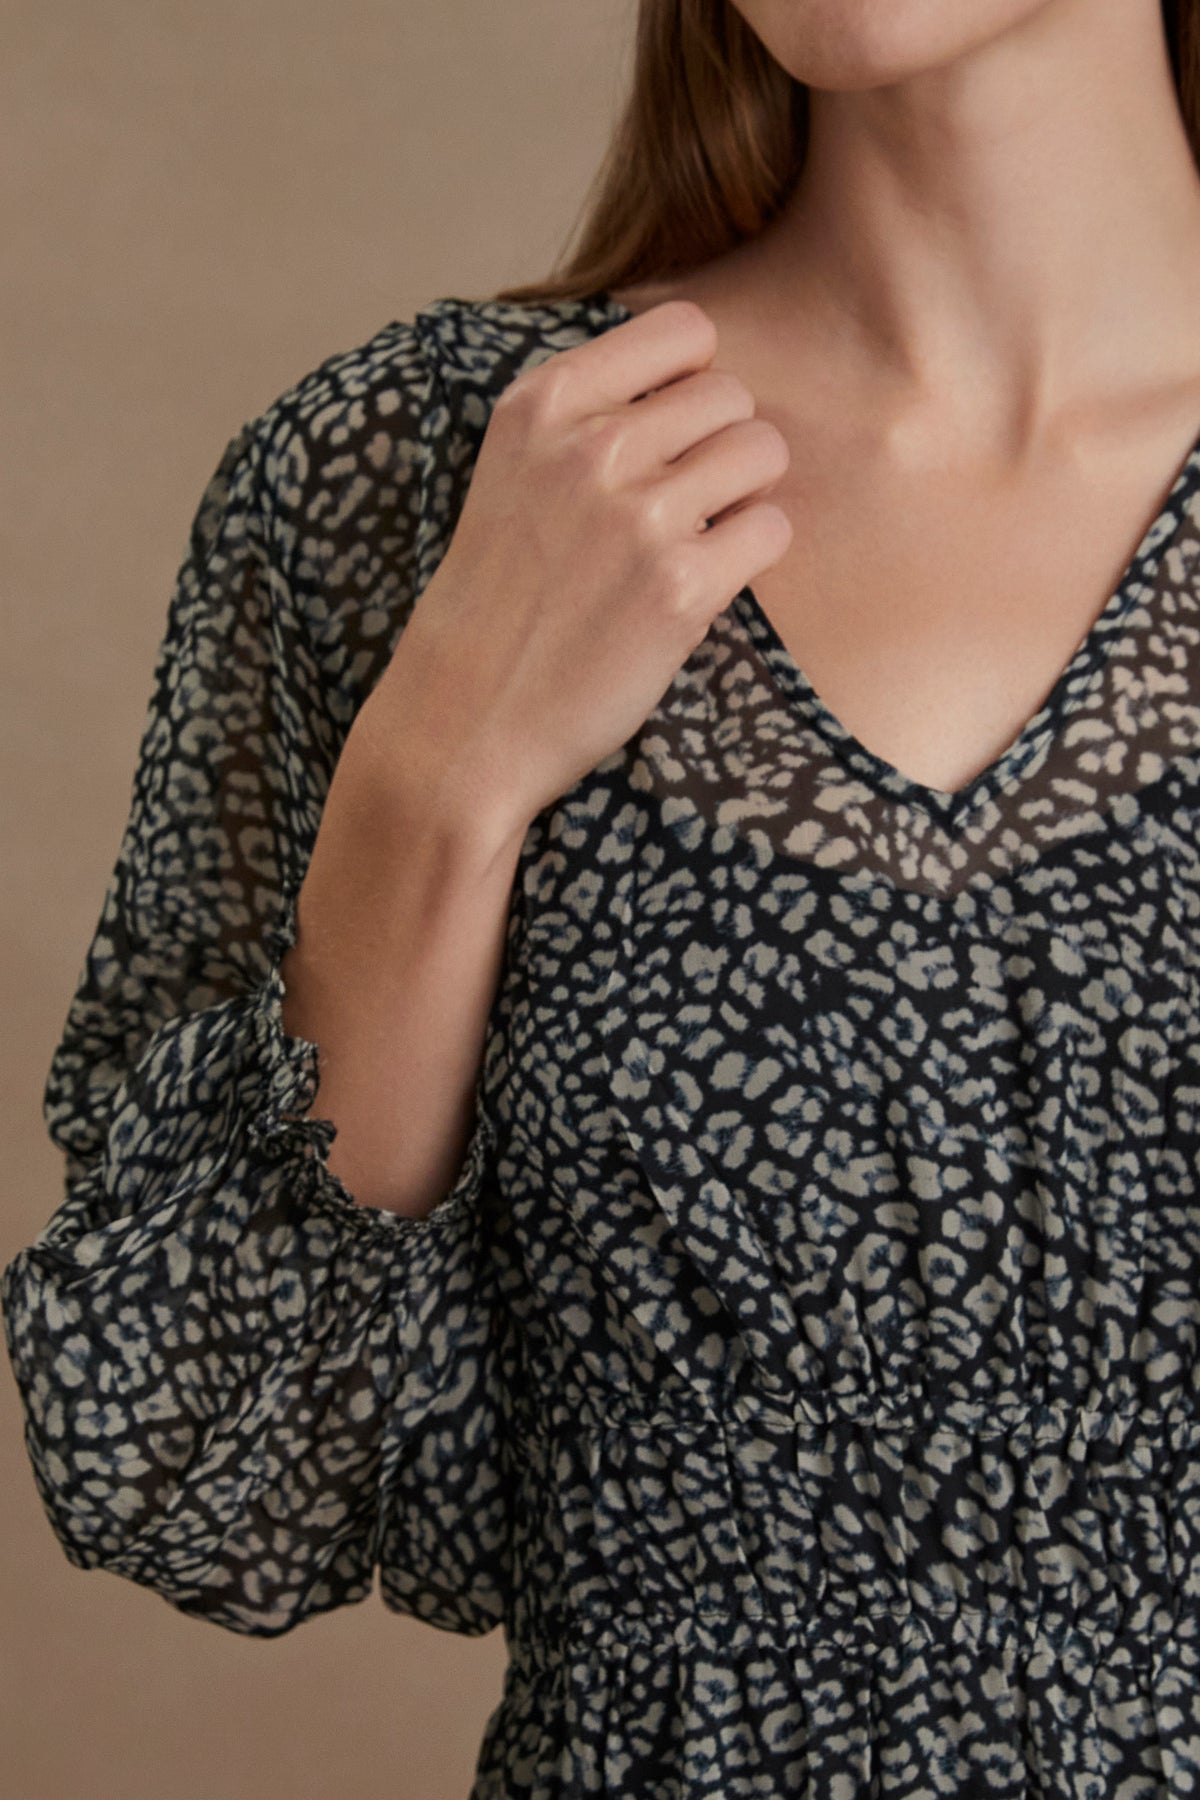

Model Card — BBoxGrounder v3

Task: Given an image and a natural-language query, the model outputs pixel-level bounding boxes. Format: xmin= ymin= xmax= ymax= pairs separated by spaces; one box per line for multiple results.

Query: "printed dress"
xmin=5 ymin=289 xmax=1200 ymax=1797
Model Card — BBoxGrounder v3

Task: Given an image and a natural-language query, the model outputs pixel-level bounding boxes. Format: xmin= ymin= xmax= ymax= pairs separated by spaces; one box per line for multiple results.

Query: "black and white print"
xmin=6 ymin=289 xmax=1200 ymax=1796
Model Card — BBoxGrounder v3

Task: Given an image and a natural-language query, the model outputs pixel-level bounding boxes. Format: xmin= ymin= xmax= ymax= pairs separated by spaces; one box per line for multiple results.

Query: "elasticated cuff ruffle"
xmin=242 ymin=872 xmax=497 ymax=1246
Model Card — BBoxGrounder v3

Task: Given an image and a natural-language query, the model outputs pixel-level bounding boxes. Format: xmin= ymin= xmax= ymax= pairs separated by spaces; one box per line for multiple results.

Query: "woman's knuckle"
xmin=495 ymin=366 xmax=531 ymax=409
xmin=579 ymin=414 xmax=627 ymax=486
xmin=491 ymin=377 xmax=534 ymax=438
xmin=656 ymin=546 xmax=697 ymax=611
xmin=529 ymin=357 xmax=577 ymax=416
xmin=498 ymin=359 xmax=569 ymax=427
xmin=635 ymin=486 xmax=673 ymax=542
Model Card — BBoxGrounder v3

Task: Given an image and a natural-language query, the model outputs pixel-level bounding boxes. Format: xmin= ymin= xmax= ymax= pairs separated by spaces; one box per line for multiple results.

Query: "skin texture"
xmin=611 ymin=0 xmax=1200 ymax=794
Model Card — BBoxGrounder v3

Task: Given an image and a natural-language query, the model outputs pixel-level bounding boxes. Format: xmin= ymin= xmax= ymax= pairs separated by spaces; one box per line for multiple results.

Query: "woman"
xmin=6 ymin=0 xmax=1200 ymax=1792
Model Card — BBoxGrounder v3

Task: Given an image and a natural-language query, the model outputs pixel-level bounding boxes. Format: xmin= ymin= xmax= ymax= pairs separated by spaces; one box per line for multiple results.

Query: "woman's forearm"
xmin=277 ymin=676 xmax=532 ymax=1219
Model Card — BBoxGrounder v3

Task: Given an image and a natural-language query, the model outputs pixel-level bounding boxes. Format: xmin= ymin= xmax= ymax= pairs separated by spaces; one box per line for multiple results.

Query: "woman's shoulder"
xmin=271 ymin=291 xmax=615 ymax=417
xmin=243 ymin=291 xmax=619 ymax=489
xmin=408 ymin=289 xmax=622 ymax=406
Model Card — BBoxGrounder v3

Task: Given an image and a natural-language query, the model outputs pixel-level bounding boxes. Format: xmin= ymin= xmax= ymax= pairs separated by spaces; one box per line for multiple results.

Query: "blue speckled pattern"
xmin=7 ymin=287 xmax=1200 ymax=1796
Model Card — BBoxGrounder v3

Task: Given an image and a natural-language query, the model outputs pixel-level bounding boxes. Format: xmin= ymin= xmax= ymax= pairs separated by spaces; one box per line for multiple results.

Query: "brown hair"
xmin=484 ymin=0 xmax=1200 ymax=310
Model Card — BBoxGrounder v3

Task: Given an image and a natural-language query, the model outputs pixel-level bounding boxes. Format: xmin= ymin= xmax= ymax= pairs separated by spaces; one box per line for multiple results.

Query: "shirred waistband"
xmin=501 ymin=1387 xmax=1200 ymax=1666
xmin=503 ymin=1591 xmax=1200 ymax=1683
xmin=508 ymin=1376 xmax=1200 ymax=1444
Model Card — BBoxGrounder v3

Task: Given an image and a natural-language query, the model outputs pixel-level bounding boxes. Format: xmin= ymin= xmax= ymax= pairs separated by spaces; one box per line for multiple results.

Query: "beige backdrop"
xmin=1 ymin=3 xmax=632 ymax=1795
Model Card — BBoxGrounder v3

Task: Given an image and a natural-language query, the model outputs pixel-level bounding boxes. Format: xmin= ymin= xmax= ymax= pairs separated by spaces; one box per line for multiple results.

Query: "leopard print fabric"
xmin=5 ymin=288 xmax=1200 ymax=1796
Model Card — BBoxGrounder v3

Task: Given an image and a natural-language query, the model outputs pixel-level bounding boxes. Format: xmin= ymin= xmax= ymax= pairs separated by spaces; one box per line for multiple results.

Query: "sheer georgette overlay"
xmin=6 ymin=290 xmax=1200 ymax=1797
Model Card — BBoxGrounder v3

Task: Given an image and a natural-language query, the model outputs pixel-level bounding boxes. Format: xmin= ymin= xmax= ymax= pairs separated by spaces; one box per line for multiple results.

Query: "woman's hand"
xmin=375 ymin=299 xmax=794 ymax=835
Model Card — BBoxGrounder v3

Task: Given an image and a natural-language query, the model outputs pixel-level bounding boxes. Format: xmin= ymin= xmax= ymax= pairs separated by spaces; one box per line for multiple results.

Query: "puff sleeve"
xmin=0 ymin=323 xmax=511 ymax=1639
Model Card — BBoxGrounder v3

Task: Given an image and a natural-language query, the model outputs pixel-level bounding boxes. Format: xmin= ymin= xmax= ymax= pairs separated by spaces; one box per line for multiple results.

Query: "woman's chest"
xmin=739 ymin=442 xmax=1198 ymax=800
xmin=671 ymin=269 xmax=1200 ymax=800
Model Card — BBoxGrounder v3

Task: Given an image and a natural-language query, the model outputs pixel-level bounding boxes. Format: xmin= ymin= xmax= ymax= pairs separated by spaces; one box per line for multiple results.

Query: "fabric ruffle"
xmin=0 ymin=868 xmax=506 ymax=1636
xmin=244 ymin=866 xmax=497 ymax=1242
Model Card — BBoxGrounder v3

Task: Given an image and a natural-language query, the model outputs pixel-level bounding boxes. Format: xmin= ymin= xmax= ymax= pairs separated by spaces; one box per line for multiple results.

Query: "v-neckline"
xmin=584 ymin=287 xmax=1200 ymax=830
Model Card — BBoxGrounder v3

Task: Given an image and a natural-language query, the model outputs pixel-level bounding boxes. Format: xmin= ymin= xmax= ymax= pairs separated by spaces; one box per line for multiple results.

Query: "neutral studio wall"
xmin=0 ymin=5 xmax=631 ymax=1796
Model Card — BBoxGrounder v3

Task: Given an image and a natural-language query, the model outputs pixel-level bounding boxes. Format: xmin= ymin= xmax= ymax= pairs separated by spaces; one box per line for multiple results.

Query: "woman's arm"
xmin=277 ymin=639 xmax=533 ymax=1219
xmin=0 ymin=327 xmax=512 ymax=1639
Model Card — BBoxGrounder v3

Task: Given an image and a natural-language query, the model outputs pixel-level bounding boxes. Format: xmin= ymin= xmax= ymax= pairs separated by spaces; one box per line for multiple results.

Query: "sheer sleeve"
xmin=0 ymin=320 xmax=511 ymax=1639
